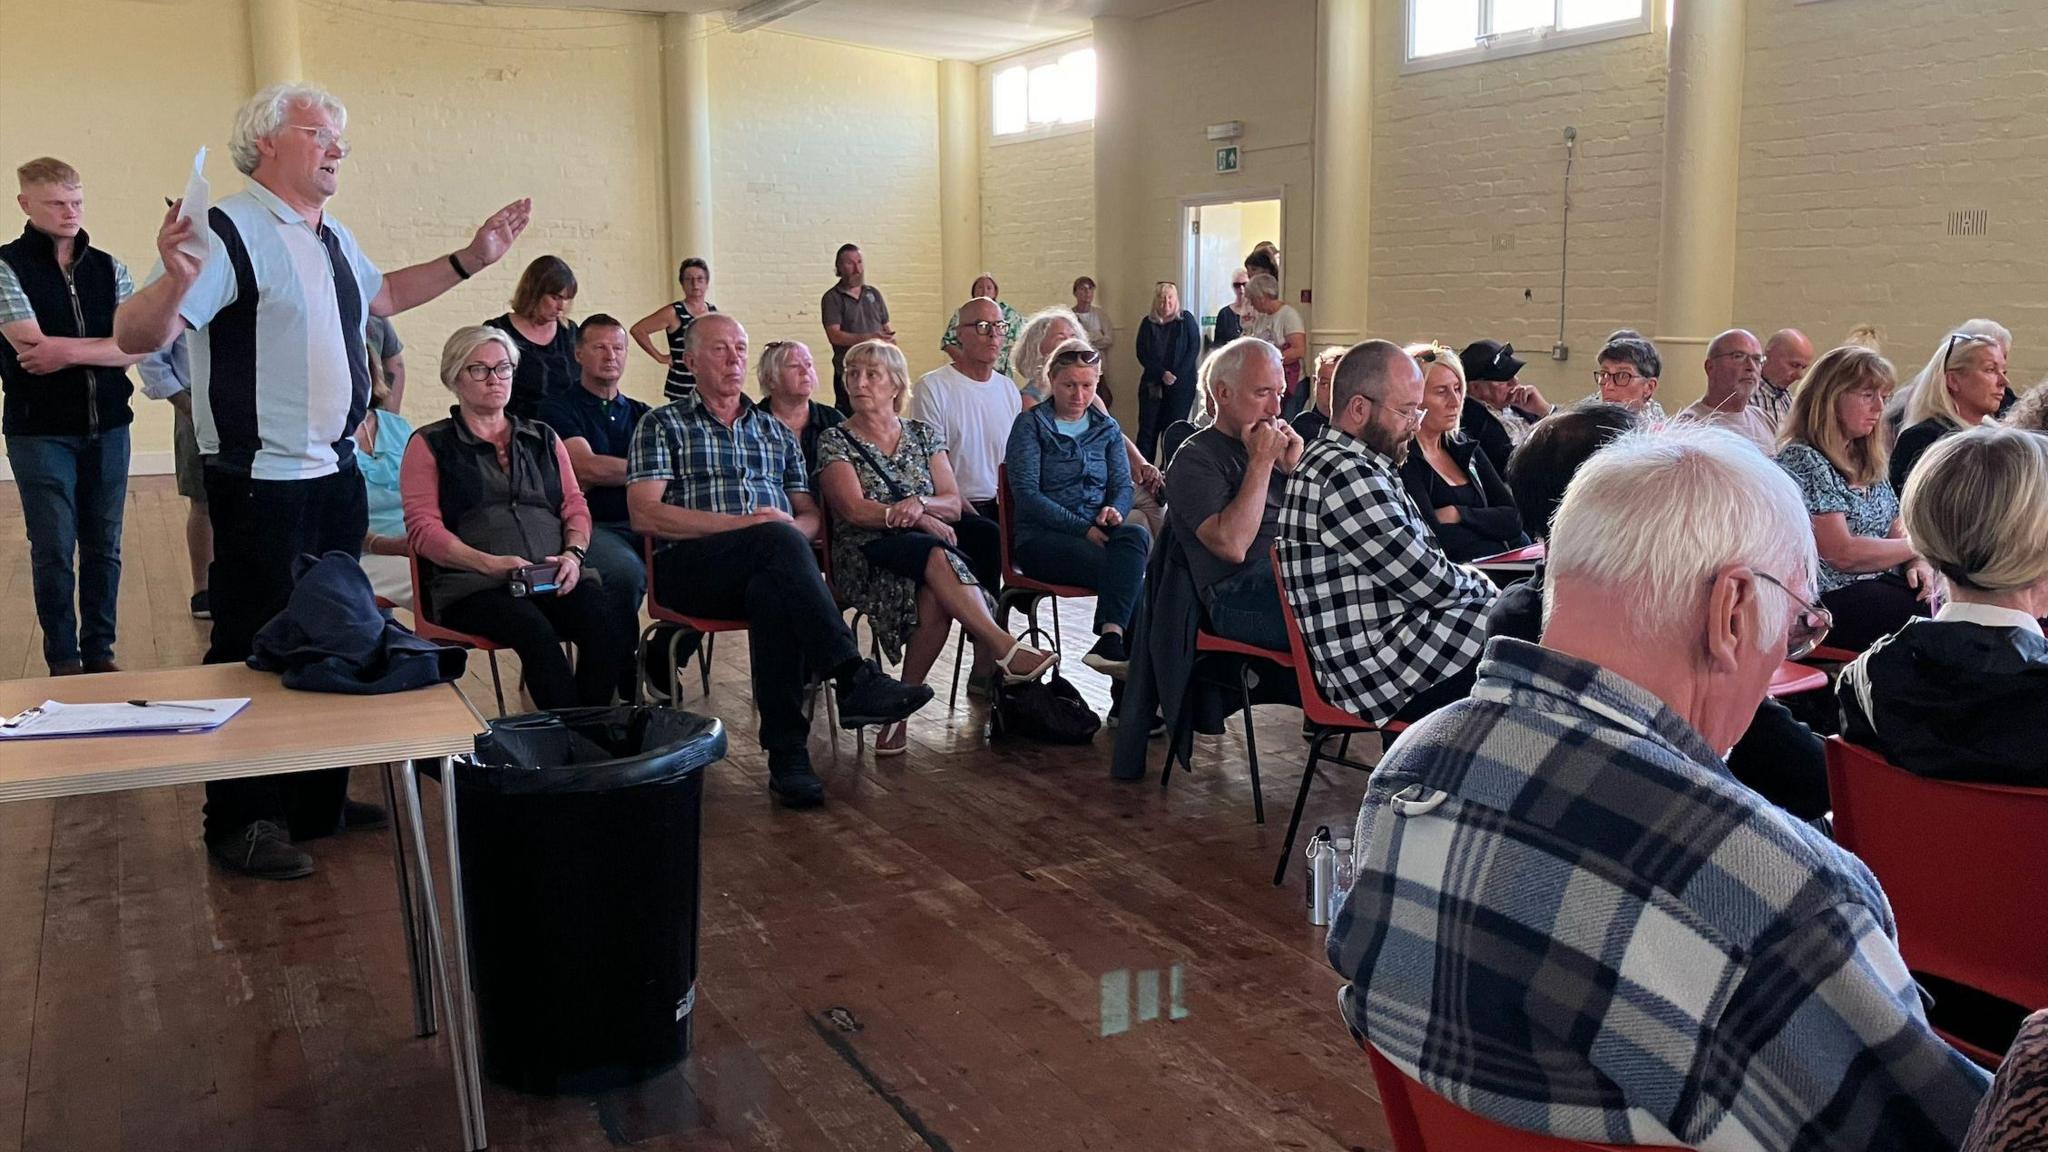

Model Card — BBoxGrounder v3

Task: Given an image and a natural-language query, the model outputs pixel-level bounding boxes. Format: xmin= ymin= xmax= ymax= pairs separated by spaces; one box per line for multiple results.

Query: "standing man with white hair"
xmin=1328 ymin=424 xmax=1991 ymax=1150
xmin=115 ymin=83 xmax=532 ymax=880
xmin=1164 ymin=336 xmax=1302 ymax=650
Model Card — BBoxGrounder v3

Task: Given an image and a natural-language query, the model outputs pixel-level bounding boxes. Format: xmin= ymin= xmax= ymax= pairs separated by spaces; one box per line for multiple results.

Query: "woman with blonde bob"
xmin=1840 ymin=425 xmax=2048 ymax=785
xmin=1773 ymin=345 xmax=1935 ymax=651
xmin=1891 ymin=329 xmax=2012 ymax=490
xmin=1133 ymin=281 xmax=1201 ymax=462
xmin=817 ymin=340 xmax=1056 ymax=753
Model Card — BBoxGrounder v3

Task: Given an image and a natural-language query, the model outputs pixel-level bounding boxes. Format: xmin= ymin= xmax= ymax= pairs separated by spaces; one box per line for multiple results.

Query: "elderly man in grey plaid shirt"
xmin=1329 ymin=423 xmax=1990 ymax=1149
xmin=1277 ymin=340 xmax=1495 ymax=727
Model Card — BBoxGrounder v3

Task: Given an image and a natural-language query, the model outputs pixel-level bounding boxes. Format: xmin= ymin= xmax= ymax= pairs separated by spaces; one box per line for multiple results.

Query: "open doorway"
xmin=1181 ymin=194 xmax=1284 ymax=345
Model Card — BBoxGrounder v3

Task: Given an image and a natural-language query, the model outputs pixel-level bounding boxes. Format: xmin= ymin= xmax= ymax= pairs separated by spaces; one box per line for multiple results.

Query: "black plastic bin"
xmin=455 ymin=705 xmax=725 ymax=1095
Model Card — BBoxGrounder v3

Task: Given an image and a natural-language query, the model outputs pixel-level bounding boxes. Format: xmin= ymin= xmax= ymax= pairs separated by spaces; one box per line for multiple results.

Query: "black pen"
xmin=128 ymin=699 xmax=211 ymax=712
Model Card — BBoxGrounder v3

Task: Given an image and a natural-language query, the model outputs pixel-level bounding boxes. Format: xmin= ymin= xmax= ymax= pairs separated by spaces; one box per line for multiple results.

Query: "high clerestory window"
xmin=989 ymin=42 xmax=1095 ymax=143
xmin=1405 ymin=0 xmax=1652 ymax=72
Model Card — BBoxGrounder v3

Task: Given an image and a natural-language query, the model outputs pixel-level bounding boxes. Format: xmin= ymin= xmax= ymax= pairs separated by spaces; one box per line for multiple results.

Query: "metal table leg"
xmin=402 ymin=758 xmax=487 ymax=1151
xmin=434 ymin=755 xmax=488 ymax=1144
xmin=382 ymin=762 xmax=437 ymax=1037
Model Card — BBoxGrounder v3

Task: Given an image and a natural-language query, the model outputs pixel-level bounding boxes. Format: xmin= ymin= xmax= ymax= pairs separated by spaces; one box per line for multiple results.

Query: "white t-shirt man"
xmin=908 ymin=364 xmax=1021 ymax=504
xmin=1674 ymin=399 xmax=1777 ymax=455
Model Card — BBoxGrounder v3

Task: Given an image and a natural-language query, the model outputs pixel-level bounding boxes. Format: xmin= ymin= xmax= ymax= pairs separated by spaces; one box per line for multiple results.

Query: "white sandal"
xmin=997 ymin=641 xmax=1058 ymax=685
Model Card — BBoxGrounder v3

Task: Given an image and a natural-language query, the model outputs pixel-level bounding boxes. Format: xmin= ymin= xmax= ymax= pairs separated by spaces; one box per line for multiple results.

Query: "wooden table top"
xmin=0 ymin=664 xmax=486 ymax=804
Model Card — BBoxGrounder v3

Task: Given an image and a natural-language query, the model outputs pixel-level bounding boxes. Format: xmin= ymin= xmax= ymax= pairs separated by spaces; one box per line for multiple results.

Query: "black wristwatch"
xmin=563 ymin=544 xmax=587 ymax=562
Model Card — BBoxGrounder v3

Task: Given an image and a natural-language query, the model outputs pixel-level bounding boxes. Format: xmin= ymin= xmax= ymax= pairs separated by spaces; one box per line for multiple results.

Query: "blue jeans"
xmin=1203 ymin=561 xmax=1288 ymax=652
xmin=7 ymin=427 xmax=129 ymax=669
xmin=1013 ymin=522 xmax=1151 ymax=633
xmin=584 ymin=521 xmax=647 ymax=612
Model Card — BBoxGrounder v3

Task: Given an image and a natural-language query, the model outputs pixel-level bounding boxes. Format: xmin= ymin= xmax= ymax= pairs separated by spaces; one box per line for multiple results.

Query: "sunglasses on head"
xmin=1051 ymin=347 xmax=1102 ymax=370
xmin=1942 ymin=332 xmax=1996 ymax=369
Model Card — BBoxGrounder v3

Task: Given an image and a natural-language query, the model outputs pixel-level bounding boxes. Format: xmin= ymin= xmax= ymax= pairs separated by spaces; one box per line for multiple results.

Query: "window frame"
xmin=1401 ymin=0 xmax=1654 ymax=74
xmin=985 ymin=37 xmax=1095 ymax=146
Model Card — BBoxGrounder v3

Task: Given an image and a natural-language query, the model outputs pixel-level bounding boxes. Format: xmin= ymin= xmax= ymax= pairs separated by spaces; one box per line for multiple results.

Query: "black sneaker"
xmin=767 ymin=752 xmax=826 ymax=809
xmin=208 ymin=820 xmax=315 ymax=880
xmin=835 ymin=660 xmax=934 ymax=728
xmin=190 ymin=590 xmax=211 ymax=620
xmin=1083 ymin=632 xmax=1129 ymax=677
xmin=342 ymin=800 xmax=389 ymax=831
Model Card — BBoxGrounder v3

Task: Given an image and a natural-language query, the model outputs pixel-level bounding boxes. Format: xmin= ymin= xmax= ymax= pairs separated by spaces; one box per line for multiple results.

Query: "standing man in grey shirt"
xmin=820 ymin=242 xmax=893 ymax=413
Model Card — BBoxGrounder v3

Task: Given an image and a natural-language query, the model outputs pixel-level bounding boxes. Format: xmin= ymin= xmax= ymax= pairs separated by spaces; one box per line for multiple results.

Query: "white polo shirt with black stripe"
xmin=147 ymin=180 xmax=383 ymax=481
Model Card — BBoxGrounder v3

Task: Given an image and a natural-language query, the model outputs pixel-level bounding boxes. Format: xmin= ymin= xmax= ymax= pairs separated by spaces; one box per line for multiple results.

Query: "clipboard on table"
xmin=0 ymin=698 xmax=251 ymax=740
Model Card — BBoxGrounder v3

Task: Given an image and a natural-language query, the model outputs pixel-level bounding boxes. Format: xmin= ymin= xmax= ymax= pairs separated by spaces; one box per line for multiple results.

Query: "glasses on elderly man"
xmin=1753 ymin=570 xmax=1833 ymax=660
xmin=289 ymin=125 xmax=351 ymax=157
xmin=969 ymin=319 xmax=1009 ymax=337
xmin=1711 ymin=351 xmax=1766 ymax=368
xmin=461 ymin=362 xmax=516 ymax=382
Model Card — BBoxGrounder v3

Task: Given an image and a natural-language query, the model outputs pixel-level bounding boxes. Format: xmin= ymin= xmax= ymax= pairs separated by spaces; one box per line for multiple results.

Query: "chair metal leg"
xmin=382 ymin=762 xmax=437 ymax=1038
xmin=1273 ymin=732 xmax=1327 ymax=886
xmin=485 ymin=652 xmax=506 ymax=716
xmin=698 ymin=632 xmax=716 ymax=697
xmin=1239 ymin=665 xmax=1265 ymax=825
xmin=1051 ymin=604 xmax=1063 ymax=657
xmin=400 ymin=759 xmax=486 ymax=1150
xmin=666 ymin=627 xmax=691 ymax=705
xmin=947 ymin=628 xmax=966 ymax=709
xmin=1339 ymin=732 xmax=1353 ymax=763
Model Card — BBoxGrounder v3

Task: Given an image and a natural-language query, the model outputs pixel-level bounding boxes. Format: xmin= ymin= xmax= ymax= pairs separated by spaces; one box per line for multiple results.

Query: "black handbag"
xmin=990 ymin=671 xmax=1101 ymax=744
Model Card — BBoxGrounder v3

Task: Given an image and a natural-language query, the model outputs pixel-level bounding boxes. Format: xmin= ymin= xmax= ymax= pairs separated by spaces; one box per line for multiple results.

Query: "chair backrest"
xmin=996 ymin=462 xmax=1019 ymax=581
xmin=1365 ymin=1044 xmax=1644 ymax=1152
xmin=1824 ymin=737 xmax=2048 ymax=1012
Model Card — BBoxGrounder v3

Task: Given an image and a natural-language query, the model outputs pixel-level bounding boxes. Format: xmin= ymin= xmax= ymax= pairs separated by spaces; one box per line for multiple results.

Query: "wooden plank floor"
xmin=0 ymin=476 xmax=1395 ymax=1152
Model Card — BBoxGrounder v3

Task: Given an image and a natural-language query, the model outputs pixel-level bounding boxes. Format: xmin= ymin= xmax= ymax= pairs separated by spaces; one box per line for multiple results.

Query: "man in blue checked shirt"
xmin=628 ymin=312 xmax=931 ymax=809
xmin=1329 ymin=423 xmax=1990 ymax=1149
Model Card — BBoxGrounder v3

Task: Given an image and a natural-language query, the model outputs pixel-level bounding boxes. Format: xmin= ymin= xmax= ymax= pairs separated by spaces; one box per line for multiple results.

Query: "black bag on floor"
xmin=991 ymin=671 xmax=1101 ymax=744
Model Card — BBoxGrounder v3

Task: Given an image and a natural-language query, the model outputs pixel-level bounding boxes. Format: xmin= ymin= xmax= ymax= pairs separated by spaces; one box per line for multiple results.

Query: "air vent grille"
xmin=1948 ymin=209 xmax=1989 ymax=237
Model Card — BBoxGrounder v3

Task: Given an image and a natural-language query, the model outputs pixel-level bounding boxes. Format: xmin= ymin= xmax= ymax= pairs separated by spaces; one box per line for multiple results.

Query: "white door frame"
xmin=1177 ymin=188 xmax=1286 ymax=333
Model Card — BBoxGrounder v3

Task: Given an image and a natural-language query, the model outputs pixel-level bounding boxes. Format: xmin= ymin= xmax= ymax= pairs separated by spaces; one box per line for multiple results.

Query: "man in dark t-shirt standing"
xmin=819 ymin=242 xmax=892 ymax=413
xmin=1163 ymin=336 xmax=1302 ymax=651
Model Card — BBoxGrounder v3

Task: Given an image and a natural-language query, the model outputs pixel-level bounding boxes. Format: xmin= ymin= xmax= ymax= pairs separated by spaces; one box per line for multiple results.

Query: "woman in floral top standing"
xmin=1773 ymin=345 xmax=1936 ymax=651
xmin=817 ymin=340 xmax=1056 ymax=755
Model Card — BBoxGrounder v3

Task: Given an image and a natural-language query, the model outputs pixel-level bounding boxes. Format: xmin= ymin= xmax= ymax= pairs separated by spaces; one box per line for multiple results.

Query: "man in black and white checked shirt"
xmin=1277 ymin=341 xmax=1495 ymax=727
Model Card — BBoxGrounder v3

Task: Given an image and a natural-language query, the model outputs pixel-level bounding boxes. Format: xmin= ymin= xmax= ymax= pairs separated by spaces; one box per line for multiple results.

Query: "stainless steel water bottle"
xmin=1307 ymin=826 xmax=1335 ymax=926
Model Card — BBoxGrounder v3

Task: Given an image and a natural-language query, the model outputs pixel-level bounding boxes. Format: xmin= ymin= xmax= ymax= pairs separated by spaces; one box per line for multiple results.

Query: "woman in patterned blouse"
xmin=1772 ymin=345 xmax=1936 ymax=651
xmin=817 ymin=339 xmax=1056 ymax=755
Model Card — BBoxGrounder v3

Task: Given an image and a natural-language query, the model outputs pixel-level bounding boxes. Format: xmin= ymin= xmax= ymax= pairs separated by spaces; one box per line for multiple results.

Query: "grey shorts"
xmin=172 ymin=404 xmax=207 ymax=503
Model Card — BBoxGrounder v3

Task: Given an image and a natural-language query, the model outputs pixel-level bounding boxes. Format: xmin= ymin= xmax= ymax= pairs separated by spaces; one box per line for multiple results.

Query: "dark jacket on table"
xmin=1839 ymin=618 xmax=2048 ymax=787
xmin=1136 ymin=311 xmax=1201 ymax=395
xmin=0 ymin=223 xmax=134 ymax=437
xmin=1397 ymin=434 xmax=1530 ymax=563
xmin=249 ymin=551 xmax=467 ymax=693
xmin=1487 ymin=564 xmax=1832 ymax=821
xmin=1005 ymin=404 xmax=1132 ymax=544
xmin=1890 ymin=416 xmax=1958 ymax=494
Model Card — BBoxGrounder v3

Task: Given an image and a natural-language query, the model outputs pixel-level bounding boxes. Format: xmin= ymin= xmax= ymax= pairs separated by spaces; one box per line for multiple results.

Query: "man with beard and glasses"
xmin=1277 ymin=340 xmax=1496 ymax=727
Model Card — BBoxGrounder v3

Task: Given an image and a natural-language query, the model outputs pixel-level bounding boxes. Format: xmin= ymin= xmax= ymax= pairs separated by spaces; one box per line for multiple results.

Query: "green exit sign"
xmin=1216 ymin=146 xmax=1240 ymax=173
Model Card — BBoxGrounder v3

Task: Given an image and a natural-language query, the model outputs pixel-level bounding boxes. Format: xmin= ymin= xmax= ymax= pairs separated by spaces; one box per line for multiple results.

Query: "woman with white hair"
xmin=1243 ymin=273 xmax=1306 ymax=416
xmin=1840 ymin=424 xmax=2048 ymax=785
xmin=1133 ymin=281 xmax=1201 ymax=462
xmin=1774 ymin=345 xmax=1936 ymax=651
xmin=1885 ymin=317 xmax=2011 ymax=447
xmin=1891 ymin=330 xmax=2012 ymax=490
xmin=400 ymin=326 xmax=638 ymax=709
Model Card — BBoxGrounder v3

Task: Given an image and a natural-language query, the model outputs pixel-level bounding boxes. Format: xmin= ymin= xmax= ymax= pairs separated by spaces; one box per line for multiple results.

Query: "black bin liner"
xmin=456 ymin=705 xmax=725 ymax=1095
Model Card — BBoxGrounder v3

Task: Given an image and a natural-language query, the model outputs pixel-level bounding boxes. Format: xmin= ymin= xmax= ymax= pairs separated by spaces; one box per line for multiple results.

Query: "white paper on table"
xmin=0 ymin=697 xmax=250 ymax=739
xmin=174 ymin=146 xmax=210 ymax=264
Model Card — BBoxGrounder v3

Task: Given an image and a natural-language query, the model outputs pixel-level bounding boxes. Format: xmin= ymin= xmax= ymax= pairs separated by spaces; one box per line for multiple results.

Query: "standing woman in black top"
xmin=1133 ymin=281 xmax=1201 ymax=463
xmin=1397 ymin=343 xmax=1529 ymax=563
xmin=486 ymin=255 xmax=580 ymax=418
xmin=630 ymin=257 xmax=716 ymax=401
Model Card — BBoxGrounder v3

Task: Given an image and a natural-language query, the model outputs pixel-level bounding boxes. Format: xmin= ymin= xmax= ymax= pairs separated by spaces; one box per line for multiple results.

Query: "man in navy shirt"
xmin=540 ymin=313 xmax=650 ymax=615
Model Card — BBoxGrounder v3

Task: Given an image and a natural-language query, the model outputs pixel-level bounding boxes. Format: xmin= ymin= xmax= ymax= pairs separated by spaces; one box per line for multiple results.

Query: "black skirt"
xmin=860 ymin=531 xmax=975 ymax=585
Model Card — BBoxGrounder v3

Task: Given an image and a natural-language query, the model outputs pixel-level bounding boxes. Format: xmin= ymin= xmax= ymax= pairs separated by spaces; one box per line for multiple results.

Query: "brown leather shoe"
xmin=50 ymin=662 xmax=84 ymax=676
xmin=84 ymin=659 xmax=121 ymax=674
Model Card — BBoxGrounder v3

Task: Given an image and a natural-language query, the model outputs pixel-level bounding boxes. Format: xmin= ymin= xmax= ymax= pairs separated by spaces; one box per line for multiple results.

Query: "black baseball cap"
xmin=1460 ymin=340 xmax=1526 ymax=383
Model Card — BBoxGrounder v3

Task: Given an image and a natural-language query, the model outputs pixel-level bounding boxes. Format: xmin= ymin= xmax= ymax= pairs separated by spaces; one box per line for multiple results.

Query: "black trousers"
xmin=960 ymin=503 xmax=1003 ymax=592
xmin=438 ymin=580 xmax=637 ymax=710
xmin=1819 ymin=572 xmax=1926 ymax=653
xmin=201 ymin=466 xmax=367 ymax=842
xmin=653 ymin=523 xmax=861 ymax=755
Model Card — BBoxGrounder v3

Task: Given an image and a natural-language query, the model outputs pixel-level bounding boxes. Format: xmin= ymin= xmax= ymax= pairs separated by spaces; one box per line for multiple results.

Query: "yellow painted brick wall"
xmin=707 ymin=28 xmax=946 ymax=389
xmin=980 ymin=123 xmax=1097 ymax=322
xmin=1736 ymin=0 xmax=2048 ymax=391
xmin=1367 ymin=4 xmax=1667 ymax=406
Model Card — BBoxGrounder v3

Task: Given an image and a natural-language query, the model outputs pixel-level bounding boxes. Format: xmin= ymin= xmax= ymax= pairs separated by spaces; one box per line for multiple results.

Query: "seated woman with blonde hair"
xmin=1840 ymin=424 xmax=2048 ymax=786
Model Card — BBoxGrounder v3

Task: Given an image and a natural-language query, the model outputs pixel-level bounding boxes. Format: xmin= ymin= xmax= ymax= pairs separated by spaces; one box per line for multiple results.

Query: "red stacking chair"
xmin=407 ymin=554 xmax=510 ymax=715
xmin=1271 ymin=545 xmax=1405 ymax=885
xmin=1824 ymin=737 xmax=2048 ymax=1066
xmin=1160 ymin=627 xmax=1288 ymax=826
xmin=641 ymin=536 xmax=747 ymax=702
xmin=1366 ymin=1043 xmax=1654 ymax=1152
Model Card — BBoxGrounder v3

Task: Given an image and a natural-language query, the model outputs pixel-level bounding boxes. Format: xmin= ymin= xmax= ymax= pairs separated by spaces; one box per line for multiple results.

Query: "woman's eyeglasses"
xmin=461 ymin=362 xmax=516 ymax=382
